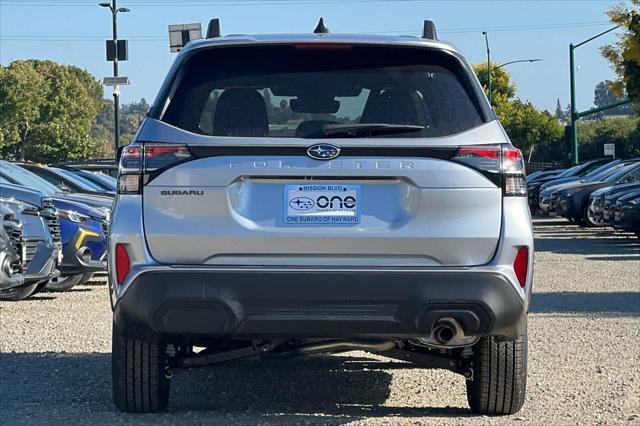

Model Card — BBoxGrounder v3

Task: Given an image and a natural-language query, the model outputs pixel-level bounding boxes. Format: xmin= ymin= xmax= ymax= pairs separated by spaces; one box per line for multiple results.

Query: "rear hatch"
xmin=138 ymin=42 xmax=506 ymax=267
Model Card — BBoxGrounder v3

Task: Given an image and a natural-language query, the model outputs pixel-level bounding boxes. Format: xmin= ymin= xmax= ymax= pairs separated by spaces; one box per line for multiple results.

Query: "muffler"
xmin=432 ymin=319 xmax=459 ymax=345
xmin=415 ymin=317 xmax=478 ymax=348
xmin=77 ymin=247 xmax=92 ymax=263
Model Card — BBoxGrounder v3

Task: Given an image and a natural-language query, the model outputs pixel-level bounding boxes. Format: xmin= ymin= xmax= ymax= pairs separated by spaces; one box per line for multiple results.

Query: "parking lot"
xmin=1 ymin=217 xmax=638 ymax=425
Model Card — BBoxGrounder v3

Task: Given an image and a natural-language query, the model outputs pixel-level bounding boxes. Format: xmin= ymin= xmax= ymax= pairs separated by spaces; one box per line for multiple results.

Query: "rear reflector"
xmin=115 ymin=244 xmax=131 ymax=285
xmin=513 ymin=247 xmax=528 ymax=287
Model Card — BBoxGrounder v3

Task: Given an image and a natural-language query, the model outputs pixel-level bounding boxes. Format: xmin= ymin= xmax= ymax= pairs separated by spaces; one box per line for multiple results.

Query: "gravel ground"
xmin=1 ymin=218 xmax=639 ymax=425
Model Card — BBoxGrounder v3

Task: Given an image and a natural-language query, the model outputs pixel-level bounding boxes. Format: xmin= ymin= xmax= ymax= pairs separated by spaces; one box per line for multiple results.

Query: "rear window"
xmin=161 ymin=45 xmax=485 ymax=139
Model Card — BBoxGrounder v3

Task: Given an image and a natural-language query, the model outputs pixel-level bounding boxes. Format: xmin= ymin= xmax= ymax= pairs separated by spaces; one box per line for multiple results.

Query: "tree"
xmin=472 ymin=62 xmax=517 ymax=108
xmin=0 ymin=61 xmax=49 ymax=158
xmin=554 ymin=98 xmax=567 ymax=122
xmin=472 ymin=63 xmax=563 ymax=159
xmin=601 ymin=0 xmax=640 ymax=102
xmin=578 ymin=116 xmax=639 ymax=158
xmin=593 ymin=80 xmax=631 ymax=117
xmin=0 ymin=60 xmax=103 ymax=162
xmin=496 ymin=99 xmax=564 ymax=158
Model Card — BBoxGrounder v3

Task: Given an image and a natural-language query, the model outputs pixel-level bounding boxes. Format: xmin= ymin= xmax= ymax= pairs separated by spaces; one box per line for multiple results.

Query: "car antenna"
xmin=422 ymin=20 xmax=438 ymax=40
xmin=314 ymin=17 xmax=330 ymax=34
xmin=207 ymin=18 xmax=221 ymax=38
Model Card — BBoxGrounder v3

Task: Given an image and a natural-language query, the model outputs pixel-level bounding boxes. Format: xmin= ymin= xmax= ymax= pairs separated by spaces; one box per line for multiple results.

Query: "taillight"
xmin=118 ymin=145 xmax=142 ymax=194
xmin=115 ymin=243 xmax=130 ymax=285
xmin=453 ymin=145 xmax=527 ymax=197
xmin=513 ymin=247 xmax=528 ymax=287
xmin=117 ymin=143 xmax=194 ymax=194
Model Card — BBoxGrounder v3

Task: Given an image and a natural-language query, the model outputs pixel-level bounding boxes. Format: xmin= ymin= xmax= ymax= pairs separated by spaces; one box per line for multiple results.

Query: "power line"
xmin=1 ymin=0 xmax=617 ymax=5
xmin=0 ymin=20 xmax=615 ymax=42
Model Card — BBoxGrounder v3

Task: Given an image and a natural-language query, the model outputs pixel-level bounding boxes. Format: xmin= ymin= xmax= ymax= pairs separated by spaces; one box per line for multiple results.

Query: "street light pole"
xmin=494 ymin=58 xmax=543 ymax=69
xmin=569 ymin=43 xmax=578 ymax=165
xmin=112 ymin=0 xmax=120 ymax=154
xmin=569 ymin=25 xmax=619 ymax=165
xmin=482 ymin=31 xmax=491 ymax=105
xmin=100 ymin=0 xmax=129 ymax=156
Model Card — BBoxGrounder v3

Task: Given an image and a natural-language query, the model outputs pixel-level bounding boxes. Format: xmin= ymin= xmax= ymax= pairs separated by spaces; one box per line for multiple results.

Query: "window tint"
xmin=162 ymin=45 xmax=484 ymax=139
xmin=0 ymin=163 xmax=57 ymax=195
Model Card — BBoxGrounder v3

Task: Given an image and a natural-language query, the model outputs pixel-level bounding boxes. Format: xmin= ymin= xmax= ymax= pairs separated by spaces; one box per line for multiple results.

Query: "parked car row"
xmin=0 ymin=160 xmax=116 ymax=300
xmin=527 ymin=157 xmax=640 ymax=236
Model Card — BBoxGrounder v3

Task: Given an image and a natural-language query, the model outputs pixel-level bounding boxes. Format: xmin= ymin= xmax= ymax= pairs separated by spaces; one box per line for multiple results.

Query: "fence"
xmin=526 ymin=161 xmax=565 ymax=174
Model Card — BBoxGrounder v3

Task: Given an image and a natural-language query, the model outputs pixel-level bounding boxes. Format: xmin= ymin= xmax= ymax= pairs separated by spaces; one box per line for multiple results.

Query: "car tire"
xmin=582 ymin=205 xmax=598 ymax=227
xmin=466 ymin=328 xmax=527 ymax=415
xmin=574 ymin=216 xmax=589 ymax=227
xmin=30 ymin=281 xmax=49 ymax=296
xmin=80 ymin=272 xmax=95 ymax=284
xmin=112 ymin=326 xmax=170 ymax=413
xmin=0 ymin=283 xmax=39 ymax=301
xmin=45 ymin=274 xmax=83 ymax=292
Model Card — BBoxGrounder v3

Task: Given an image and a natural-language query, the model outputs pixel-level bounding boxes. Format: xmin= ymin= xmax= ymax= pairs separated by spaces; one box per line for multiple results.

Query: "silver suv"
xmin=109 ymin=20 xmax=533 ymax=415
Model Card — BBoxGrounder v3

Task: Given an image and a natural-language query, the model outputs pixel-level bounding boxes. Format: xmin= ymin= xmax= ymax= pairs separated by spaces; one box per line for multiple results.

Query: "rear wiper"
xmin=310 ymin=123 xmax=425 ymax=138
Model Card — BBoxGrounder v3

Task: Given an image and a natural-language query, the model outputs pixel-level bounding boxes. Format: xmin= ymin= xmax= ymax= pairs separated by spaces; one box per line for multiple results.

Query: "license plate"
xmin=284 ymin=184 xmax=360 ymax=225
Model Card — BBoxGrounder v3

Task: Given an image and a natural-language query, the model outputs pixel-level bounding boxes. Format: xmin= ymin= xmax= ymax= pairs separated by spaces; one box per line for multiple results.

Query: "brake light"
xmin=453 ymin=145 xmax=527 ymax=197
xmin=117 ymin=143 xmax=193 ymax=194
xmin=513 ymin=247 xmax=528 ymax=287
xmin=115 ymin=244 xmax=130 ymax=285
xmin=144 ymin=144 xmax=192 ymax=171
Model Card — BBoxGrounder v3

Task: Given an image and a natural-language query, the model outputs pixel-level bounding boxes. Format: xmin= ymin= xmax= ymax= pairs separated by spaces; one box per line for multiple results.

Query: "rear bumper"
xmin=60 ymin=227 xmax=107 ymax=276
xmin=23 ymin=241 xmax=59 ymax=284
xmin=113 ymin=268 xmax=527 ymax=341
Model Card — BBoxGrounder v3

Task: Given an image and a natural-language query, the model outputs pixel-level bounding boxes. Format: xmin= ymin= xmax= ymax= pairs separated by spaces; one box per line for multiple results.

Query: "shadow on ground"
xmin=531 ymin=291 xmax=640 ymax=315
xmin=0 ymin=352 xmax=473 ymax=424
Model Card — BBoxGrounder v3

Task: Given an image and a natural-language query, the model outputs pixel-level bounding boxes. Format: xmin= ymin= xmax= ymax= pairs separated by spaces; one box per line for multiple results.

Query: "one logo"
xmin=316 ymin=195 xmax=356 ymax=209
xmin=307 ymin=144 xmax=340 ymax=161
xmin=289 ymin=197 xmax=315 ymax=211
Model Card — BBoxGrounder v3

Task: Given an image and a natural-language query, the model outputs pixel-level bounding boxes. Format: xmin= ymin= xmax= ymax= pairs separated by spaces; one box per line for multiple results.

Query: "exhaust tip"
xmin=77 ymin=247 xmax=92 ymax=263
xmin=435 ymin=325 xmax=455 ymax=344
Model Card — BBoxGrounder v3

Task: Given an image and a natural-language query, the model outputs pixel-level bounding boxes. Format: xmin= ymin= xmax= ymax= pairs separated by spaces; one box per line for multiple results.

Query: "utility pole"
xmin=569 ymin=43 xmax=578 ymax=165
xmin=100 ymin=1 xmax=129 ymax=156
xmin=568 ymin=25 xmax=619 ymax=165
xmin=482 ymin=31 xmax=491 ymax=105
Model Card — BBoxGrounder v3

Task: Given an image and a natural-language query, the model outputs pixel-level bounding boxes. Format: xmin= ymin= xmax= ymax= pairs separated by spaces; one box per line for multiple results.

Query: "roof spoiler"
xmin=422 ymin=20 xmax=437 ymax=40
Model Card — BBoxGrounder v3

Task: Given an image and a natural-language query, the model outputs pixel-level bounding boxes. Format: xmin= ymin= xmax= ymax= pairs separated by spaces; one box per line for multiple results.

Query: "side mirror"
xmin=58 ymin=183 xmax=70 ymax=192
xmin=626 ymin=175 xmax=637 ymax=183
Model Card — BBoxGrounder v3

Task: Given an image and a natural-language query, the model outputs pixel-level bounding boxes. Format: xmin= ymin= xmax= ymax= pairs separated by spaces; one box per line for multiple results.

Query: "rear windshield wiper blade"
xmin=309 ymin=123 xmax=425 ymax=138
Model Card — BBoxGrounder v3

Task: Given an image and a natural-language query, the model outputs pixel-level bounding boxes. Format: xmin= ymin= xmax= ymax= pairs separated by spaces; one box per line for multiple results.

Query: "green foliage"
xmin=472 ymin=62 xmax=517 ymax=106
xmin=593 ymin=80 xmax=632 ymax=117
xmin=601 ymin=0 xmax=640 ymax=102
xmin=0 ymin=61 xmax=48 ymax=154
xmin=578 ymin=116 xmax=640 ymax=159
xmin=0 ymin=60 xmax=103 ymax=162
xmin=472 ymin=62 xmax=563 ymax=158
xmin=496 ymin=99 xmax=564 ymax=158
xmin=92 ymin=98 xmax=150 ymax=156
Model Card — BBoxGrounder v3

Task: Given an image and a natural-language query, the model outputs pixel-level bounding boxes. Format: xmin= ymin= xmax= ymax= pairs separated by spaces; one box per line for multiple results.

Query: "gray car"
xmin=0 ymin=205 xmax=24 ymax=292
xmin=108 ymin=21 xmax=533 ymax=415
xmin=0 ymin=197 xmax=62 ymax=300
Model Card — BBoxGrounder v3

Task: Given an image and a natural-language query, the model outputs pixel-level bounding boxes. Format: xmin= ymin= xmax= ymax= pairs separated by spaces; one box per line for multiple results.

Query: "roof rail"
xmin=422 ymin=20 xmax=437 ymax=40
xmin=313 ymin=17 xmax=330 ymax=34
xmin=207 ymin=18 xmax=222 ymax=38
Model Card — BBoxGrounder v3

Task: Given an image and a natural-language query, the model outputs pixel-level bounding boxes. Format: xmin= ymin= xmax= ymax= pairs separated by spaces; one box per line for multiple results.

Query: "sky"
xmin=0 ymin=0 xmax=630 ymax=112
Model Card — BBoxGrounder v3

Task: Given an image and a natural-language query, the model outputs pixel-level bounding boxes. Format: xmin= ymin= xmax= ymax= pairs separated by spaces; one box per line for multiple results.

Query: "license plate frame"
xmin=284 ymin=184 xmax=361 ymax=225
